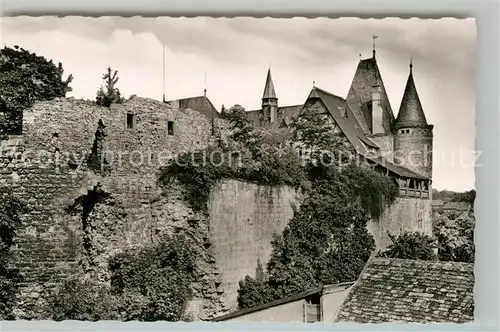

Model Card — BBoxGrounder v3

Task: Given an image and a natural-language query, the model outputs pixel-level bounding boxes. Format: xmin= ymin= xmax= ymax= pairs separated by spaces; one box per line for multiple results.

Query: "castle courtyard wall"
xmin=367 ymin=197 xmax=433 ymax=250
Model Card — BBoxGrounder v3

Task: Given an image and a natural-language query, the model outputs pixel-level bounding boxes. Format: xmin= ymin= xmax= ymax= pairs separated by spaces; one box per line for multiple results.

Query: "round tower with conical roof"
xmin=394 ymin=62 xmax=433 ymax=179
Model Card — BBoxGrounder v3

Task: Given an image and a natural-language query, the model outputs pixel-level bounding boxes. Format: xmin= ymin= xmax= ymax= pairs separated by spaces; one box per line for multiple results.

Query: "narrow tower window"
xmin=127 ymin=113 xmax=136 ymax=129
xmin=167 ymin=121 xmax=174 ymax=135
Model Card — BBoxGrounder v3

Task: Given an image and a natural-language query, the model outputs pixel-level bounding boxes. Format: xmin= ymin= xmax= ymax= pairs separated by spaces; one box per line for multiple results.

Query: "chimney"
xmin=270 ymin=107 xmax=276 ymax=123
xmin=371 ymin=81 xmax=384 ymax=134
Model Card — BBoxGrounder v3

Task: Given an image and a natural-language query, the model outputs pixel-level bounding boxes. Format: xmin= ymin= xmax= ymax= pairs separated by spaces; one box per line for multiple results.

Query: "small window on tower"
xmin=167 ymin=121 xmax=174 ymax=135
xmin=127 ymin=113 xmax=135 ymax=129
xmin=337 ymin=106 xmax=347 ymax=118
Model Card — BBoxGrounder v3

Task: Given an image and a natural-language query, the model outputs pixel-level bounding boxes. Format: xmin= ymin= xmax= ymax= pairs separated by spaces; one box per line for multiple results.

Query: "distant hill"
xmin=432 ymin=189 xmax=476 ymax=209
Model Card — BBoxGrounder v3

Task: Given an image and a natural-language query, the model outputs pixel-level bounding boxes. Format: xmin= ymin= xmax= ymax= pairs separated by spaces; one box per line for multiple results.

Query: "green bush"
xmin=381 ymin=232 xmax=437 ymax=261
xmin=433 ymin=211 xmax=475 ymax=263
xmin=50 ymin=278 xmax=119 ymax=321
xmin=108 ymin=233 xmax=197 ymax=321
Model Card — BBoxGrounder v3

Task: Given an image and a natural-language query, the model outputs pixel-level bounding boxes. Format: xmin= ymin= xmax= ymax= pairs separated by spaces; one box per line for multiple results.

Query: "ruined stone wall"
xmin=0 ymin=97 xmax=228 ymax=319
xmin=207 ymin=180 xmax=299 ymax=311
xmin=368 ymin=197 xmax=433 ymax=249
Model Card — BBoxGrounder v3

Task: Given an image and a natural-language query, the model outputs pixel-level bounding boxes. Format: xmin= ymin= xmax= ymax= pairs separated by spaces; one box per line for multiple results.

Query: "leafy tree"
xmin=237 ymin=260 xmax=275 ymax=309
xmin=381 ymin=232 xmax=437 ymax=261
xmin=221 ymin=104 xmax=261 ymax=157
xmin=433 ymin=211 xmax=475 ymax=263
xmin=0 ymin=187 xmax=27 ymax=319
xmin=95 ymin=66 xmax=124 ymax=107
xmin=451 ymin=189 xmax=476 ymax=210
xmin=292 ymin=107 xmax=356 ymax=168
xmin=0 ymin=45 xmax=73 ymax=136
xmin=108 ymin=233 xmax=197 ymax=321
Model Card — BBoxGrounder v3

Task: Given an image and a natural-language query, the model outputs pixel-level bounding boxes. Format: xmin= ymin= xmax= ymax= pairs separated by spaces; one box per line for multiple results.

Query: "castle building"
xmin=247 ymin=48 xmax=434 ymax=248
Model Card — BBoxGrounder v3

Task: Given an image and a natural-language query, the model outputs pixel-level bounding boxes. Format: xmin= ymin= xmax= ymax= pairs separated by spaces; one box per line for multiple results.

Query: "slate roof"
xmin=334 ymin=258 xmax=474 ymax=323
xmin=346 ymin=57 xmax=395 ymax=134
xmin=171 ymin=95 xmax=220 ymax=119
xmin=305 ymin=86 xmax=379 ymax=155
xmin=394 ymin=64 xmax=429 ymax=129
xmin=367 ymin=156 xmax=431 ymax=180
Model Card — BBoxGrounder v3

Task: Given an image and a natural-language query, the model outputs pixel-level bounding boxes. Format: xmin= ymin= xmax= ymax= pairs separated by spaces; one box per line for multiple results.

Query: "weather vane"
xmin=372 ymin=35 xmax=378 ymax=57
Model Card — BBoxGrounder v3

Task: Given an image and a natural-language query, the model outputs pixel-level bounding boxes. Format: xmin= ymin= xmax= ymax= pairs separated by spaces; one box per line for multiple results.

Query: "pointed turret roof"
xmin=395 ymin=62 xmax=428 ymax=129
xmin=262 ymin=68 xmax=277 ymax=100
xmin=346 ymin=56 xmax=395 ymax=134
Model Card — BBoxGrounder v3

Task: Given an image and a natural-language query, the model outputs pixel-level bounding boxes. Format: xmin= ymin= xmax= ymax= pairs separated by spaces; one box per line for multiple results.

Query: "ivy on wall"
xmin=0 ymin=187 xmax=27 ymax=319
xmin=49 ymin=233 xmax=197 ymax=322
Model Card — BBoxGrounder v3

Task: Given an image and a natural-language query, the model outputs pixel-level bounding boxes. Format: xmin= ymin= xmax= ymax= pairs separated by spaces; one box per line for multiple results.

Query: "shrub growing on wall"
xmin=50 ymin=279 xmax=119 ymax=321
xmin=108 ymin=233 xmax=197 ymax=321
xmin=158 ymin=106 xmax=307 ymax=212
xmin=380 ymin=232 xmax=437 ymax=261
xmin=0 ymin=187 xmax=26 ymax=319
xmin=95 ymin=66 xmax=125 ymax=107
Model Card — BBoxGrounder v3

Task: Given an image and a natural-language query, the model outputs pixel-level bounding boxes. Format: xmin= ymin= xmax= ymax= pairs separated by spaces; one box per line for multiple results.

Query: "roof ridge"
xmin=312 ymin=86 xmax=344 ymax=100
xmin=372 ymin=257 xmax=475 ymax=269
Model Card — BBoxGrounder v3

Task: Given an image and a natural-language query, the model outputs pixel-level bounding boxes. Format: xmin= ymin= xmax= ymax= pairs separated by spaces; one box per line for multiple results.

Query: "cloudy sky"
xmin=1 ymin=17 xmax=476 ymax=191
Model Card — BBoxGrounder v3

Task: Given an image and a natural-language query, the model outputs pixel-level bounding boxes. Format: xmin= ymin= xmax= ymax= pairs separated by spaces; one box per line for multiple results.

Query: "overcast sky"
xmin=0 ymin=17 xmax=476 ymax=191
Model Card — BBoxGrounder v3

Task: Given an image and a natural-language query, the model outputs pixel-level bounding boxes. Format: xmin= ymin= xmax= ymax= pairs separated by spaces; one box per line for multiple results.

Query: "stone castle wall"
xmin=0 ymin=97 xmax=231 ymax=319
xmin=208 ymin=180 xmax=299 ymax=311
xmin=367 ymin=197 xmax=433 ymax=249
xmin=0 ymin=97 xmax=300 ymax=319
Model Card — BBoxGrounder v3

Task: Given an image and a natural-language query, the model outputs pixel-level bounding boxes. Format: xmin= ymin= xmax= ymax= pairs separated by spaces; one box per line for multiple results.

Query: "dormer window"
xmin=399 ymin=129 xmax=411 ymax=134
xmin=338 ymin=105 xmax=347 ymax=118
xmin=127 ymin=113 xmax=136 ymax=129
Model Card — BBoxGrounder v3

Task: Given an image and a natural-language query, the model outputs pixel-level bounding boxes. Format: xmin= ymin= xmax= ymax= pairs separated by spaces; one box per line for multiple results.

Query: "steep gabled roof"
xmin=305 ymin=86 xmax=379 ymax=155
xmin=277 ymin=104 xmax=302 ymax=127
xmin=335 ymin=258 xmax=474 ymax=323
xmin=173 ymin=95 xmax=220 ymax=119
xmin=346 ymin=57 xmax=395 ymax=134
xmin=394 ymin=63 xmax=428 ymax=129
xmin=262 ymin=68 xmax=277 ymax=100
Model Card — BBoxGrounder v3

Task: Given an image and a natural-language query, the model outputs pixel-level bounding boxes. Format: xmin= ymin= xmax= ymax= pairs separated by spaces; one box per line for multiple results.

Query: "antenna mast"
xmin=162 ymin=44 xmax=166 ymax=102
